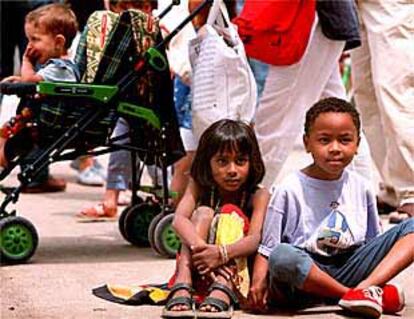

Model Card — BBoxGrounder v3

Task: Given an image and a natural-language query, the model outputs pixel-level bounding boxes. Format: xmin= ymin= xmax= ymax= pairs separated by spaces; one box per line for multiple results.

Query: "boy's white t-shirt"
xmin=259 ymin=169 xmax=381 ymax=257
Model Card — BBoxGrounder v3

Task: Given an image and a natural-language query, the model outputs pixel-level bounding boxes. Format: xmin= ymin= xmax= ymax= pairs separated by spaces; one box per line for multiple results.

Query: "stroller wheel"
xmin=118 ymin=196 xmax=144 ymax=241
xmin=123 ymin=202 xmax=160 ymax=247
xmin=147 ymin=213 xmax=165 ymax=255
xmin=0 ymin=216 xmax=38 ymax=264
xmin=154 ymin=213 xmax=180 ymax=258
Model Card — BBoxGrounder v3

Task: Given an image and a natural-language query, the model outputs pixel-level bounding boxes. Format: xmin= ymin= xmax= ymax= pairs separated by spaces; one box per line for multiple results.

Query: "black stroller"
xmin=0 ymin=0 xmax=212 ymax=264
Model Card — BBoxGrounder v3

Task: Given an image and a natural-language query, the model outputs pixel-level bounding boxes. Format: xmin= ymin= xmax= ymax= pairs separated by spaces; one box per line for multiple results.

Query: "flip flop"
xmin=76 ymin=203 xmax=117 ymax=223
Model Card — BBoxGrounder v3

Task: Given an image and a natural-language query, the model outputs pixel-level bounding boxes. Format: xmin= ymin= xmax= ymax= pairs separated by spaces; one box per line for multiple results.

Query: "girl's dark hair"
xmin=191 ymin=119 xmax=265 ymax=192
xmin=304 ymin=97 xmax=361 ymax=136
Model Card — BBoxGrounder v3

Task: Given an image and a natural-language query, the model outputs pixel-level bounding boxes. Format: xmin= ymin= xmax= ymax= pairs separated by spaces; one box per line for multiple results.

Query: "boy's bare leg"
xmin=170 ymin=207 xmax=214 ymax=311
xmin=356 ymin=233 xmax=414 ymax=289
xmin=301 ymin=264 xmax=350 ymax=298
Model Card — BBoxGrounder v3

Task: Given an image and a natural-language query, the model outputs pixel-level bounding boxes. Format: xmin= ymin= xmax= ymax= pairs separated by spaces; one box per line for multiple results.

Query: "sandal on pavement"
xmin=76 ymin=203 xmax=117 ymax=223
xmin=197 ymin=282 xmax=238 ymax=319
xmin=162 ymin=283 xmax=195 ymax=318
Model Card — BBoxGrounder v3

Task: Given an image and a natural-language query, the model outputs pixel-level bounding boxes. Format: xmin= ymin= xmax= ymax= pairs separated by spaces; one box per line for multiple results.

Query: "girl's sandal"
xmin=162 ymin=283 xmax=195 ymax=318
xmin=196 ymin=282 xmax=238 ymax=319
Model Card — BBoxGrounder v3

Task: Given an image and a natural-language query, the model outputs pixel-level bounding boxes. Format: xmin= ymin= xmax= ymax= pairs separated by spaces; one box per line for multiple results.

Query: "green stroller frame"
xmin=0 ymin=0 xmax=212 ymax=264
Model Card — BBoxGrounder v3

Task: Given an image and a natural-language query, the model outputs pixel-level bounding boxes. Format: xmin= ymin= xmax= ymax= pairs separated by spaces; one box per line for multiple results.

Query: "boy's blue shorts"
xmin=268 ymin=218 xmax=414 ymax=304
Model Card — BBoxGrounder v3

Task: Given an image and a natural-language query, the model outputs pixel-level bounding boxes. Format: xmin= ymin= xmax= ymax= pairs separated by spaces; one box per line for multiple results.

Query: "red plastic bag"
xmin=233 ymin=0 xmax=316 ymax=66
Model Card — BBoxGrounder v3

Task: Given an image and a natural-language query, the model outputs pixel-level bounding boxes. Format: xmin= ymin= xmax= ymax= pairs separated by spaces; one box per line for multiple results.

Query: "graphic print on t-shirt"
xmin=305 ymin=201 xmax=355 ymax=256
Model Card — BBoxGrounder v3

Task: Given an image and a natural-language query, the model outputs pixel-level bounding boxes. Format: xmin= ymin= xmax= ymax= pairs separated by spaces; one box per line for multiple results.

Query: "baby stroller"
xmin=0 ymin=0 xmax=211 ymax=264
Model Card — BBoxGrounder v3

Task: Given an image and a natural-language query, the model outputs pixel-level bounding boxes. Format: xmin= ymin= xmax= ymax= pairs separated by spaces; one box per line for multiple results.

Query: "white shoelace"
xmin=363 ymin=286 xmax=383 ymax=304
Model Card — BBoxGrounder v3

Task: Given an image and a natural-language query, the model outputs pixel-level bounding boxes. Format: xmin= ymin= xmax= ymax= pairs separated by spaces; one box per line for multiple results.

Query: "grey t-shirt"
xmin=37 ymin=58 xmax=79 ymax=82
xmin=259 ymin=169 xmax=381 ymax=258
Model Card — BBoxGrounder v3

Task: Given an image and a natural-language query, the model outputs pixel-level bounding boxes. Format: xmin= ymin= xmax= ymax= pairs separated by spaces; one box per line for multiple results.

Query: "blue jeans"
xmin=248 ymin=58 xmax=268 ymax=103
xmin=268 ymin=218 xmax=414 ymax=303
xmin=173 ymin=77 xmax=192 ymax=129
xmin=106 ymin=118 xmax=131 ymax=190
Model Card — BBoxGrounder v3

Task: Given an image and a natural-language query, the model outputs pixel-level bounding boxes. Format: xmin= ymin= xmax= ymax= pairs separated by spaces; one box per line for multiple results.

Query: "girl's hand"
xmin=191 ymin=243 xmax=221 ymax=275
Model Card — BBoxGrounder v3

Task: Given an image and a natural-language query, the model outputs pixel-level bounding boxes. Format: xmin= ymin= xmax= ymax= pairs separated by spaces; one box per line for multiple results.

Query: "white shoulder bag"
xmin=189 ymin=0 xmax=257 ymax=140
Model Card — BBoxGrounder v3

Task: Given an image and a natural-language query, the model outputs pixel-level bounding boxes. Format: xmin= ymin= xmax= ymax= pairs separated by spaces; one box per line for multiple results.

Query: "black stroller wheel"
xmin=118 ymin=196 xmax=144 ymax=241
xmin=153 ymin=213 xmax=180 ymax=258
xmin=123 ymin=202 xmax=160 ymax=246
xmin=0 ymin=216 xmax=38 ymax=264
xmin=147 ymin=212 xmax=165 ymax=255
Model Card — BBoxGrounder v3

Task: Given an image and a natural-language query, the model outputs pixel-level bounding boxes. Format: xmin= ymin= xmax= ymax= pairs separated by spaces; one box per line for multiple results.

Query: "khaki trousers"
xmin=351 ymin=0 xmax=414 ymax=206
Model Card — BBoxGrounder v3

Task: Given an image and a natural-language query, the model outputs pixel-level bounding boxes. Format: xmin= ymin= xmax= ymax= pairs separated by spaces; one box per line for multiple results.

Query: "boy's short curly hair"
xmin=304 ymin=97 xmax=361 ymax=136
xmin=191 ymin=119 xmax=265 ymax=192
xmin=25 ymin=3 xmax=78 ymax=49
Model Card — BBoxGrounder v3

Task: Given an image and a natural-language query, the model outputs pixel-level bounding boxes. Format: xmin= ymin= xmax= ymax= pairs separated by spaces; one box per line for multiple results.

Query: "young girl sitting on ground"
xmin=162 ymin=119 xmax=269 ymax=319
xmin=248 ymin=97 xmax=414 ymax=318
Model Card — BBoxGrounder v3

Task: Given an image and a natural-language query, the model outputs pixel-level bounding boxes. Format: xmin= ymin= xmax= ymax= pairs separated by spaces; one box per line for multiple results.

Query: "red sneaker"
xmin=339 ymin=286 xmax=382 ymax=318
xmin=382 ymin=284 xmax=405 ymax=314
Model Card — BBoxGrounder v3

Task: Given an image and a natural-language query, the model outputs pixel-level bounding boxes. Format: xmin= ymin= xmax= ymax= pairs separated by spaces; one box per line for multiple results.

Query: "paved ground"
xmin=1 ymin=97 xmax=413 ymax=319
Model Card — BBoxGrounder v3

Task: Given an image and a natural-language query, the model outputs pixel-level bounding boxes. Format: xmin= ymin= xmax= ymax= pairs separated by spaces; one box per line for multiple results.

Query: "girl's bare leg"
xmin=170 ymin=207 xmax=215 ymax=311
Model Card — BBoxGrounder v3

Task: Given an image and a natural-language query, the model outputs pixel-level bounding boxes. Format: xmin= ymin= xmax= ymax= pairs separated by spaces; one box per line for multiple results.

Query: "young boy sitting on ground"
xmin=0 ymin=3 xmax=79 ymax=175
xmin=248 ymin=97 xmax=414 ymax=318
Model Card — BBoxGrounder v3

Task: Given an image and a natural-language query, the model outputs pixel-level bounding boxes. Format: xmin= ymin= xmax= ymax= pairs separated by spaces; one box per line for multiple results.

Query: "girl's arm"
xmin=192 ymin=187 xmax=270 ymax=274
xmin=172 ymin=179 xmax=204 ymax=247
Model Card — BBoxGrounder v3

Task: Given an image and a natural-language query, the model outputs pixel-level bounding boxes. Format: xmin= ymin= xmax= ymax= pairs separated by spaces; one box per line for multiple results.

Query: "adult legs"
xmin=351 ymin=1 xmax=414 ymax=212
xmin=78 ymin=118 xmax=132 ymax=217
xmin=256 ymin=22 xmax=345 ymax=188
xmin=102 ymin=117 xmax=132 ymax=216
xmin=321 ymin=59 xmax=373 ymax=182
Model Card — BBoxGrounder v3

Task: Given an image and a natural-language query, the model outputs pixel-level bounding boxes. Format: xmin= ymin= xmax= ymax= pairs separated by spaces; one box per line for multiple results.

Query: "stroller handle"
xmin=0 ymin=82 xmax=37 ymax=96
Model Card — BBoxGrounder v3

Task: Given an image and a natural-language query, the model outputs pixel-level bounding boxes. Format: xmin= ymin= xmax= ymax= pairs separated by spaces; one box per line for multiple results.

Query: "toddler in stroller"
xmin=0 ymin=3 xmax=79 ymax=175
xmin=0 ymin=0 xmax=212 ymax=263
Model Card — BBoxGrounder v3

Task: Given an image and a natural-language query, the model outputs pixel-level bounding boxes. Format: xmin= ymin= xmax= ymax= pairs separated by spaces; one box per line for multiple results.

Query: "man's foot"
xmin=382 ymin=284 xmax=405 ymax=314
xmin=389 ymin=203 xmax=414 ymax=224
xmin=21 ymin=176 xmax=66 ymax=193
xmin=339 ymin=286 xmax=383 ymax=318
